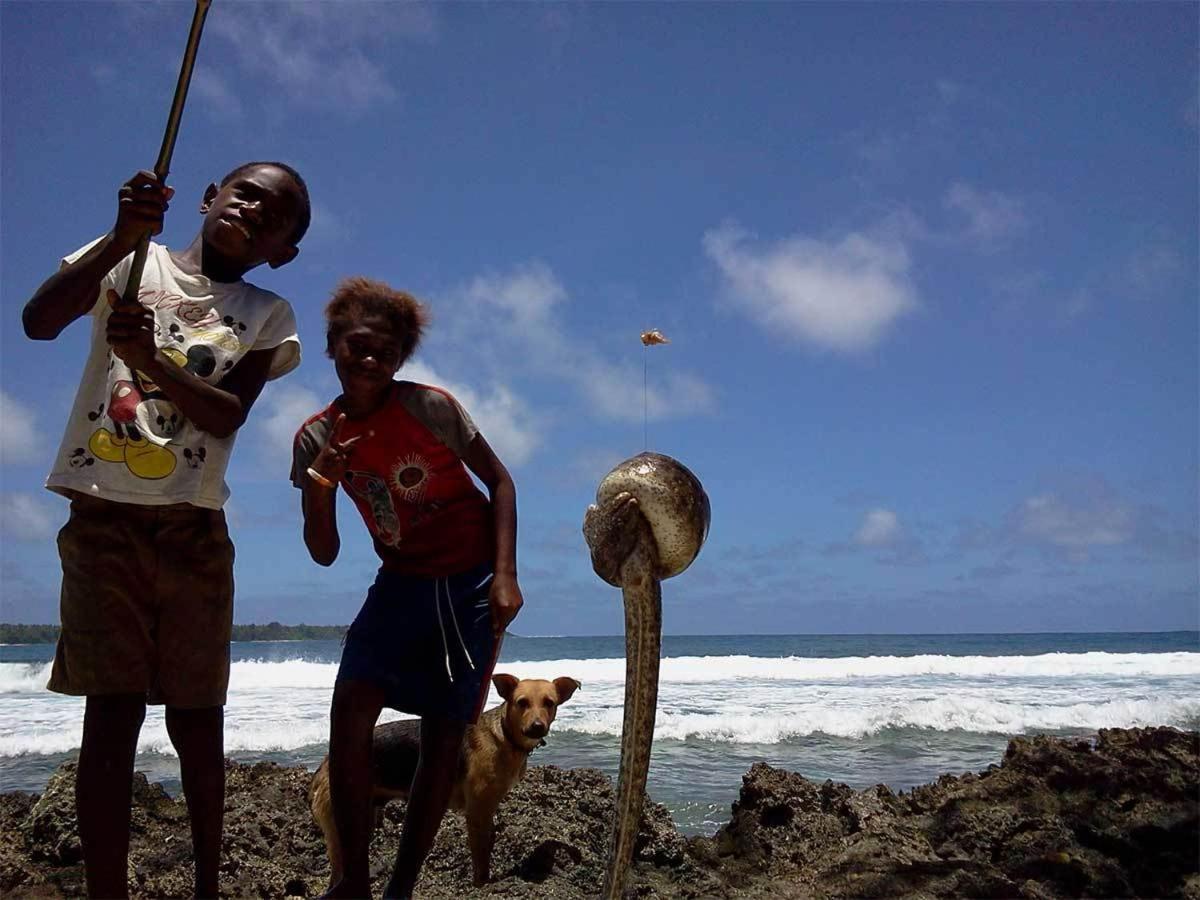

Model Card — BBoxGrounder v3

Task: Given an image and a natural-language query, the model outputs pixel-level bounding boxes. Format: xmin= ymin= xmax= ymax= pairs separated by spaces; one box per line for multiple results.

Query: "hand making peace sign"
xmin=308 ymin=413 xmax=365 ymax=487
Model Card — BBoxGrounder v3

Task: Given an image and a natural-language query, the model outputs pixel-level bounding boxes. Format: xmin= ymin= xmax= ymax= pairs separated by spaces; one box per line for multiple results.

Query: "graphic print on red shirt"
xmin=292 ymin=382 xmax=493 ymax=576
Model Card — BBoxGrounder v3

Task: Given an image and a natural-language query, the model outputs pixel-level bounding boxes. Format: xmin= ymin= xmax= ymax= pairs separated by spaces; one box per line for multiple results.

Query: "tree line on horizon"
xmin=0 ymin=623 xmax=348 ymax=645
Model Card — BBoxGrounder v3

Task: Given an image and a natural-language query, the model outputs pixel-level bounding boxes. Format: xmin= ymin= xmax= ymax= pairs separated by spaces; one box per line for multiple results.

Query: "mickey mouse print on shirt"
xmin=46 ymin=239 xmax=300 ymax=511
xmin=83 ymin=292 xmax=247 ymax=480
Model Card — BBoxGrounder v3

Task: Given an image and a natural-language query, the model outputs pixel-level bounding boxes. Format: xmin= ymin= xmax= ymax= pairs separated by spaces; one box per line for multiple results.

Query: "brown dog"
xmin=310 ymin=673 xmax=580 ymax=887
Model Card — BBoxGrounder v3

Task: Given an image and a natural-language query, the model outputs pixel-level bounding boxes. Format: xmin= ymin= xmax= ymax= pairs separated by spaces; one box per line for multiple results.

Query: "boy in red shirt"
xmin=291 ymin=277 xmax=523 ymax=898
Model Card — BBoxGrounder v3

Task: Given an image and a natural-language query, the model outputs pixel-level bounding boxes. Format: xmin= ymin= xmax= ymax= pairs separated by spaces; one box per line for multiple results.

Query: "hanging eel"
xmin=583 ymin=452 xmax=710 ymax=899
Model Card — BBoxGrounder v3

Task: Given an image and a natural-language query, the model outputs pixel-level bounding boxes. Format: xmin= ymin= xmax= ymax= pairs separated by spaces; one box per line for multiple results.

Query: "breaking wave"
xmin=2 ymin=651 xmax=1196 ymax=757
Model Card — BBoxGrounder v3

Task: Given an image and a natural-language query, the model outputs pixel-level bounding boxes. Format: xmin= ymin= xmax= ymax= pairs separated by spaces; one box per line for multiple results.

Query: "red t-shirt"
xmin=292 ymin=381 xmax=493 ymax=576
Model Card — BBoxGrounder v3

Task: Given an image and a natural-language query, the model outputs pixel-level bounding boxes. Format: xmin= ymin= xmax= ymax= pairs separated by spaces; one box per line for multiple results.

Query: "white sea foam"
xmin=0 ymin=661 xmax=54 ymax=693
xmin=3 ymin=652 xmax=1198 ymax=696
xmin=3 ymin=689 xmax=1194 ymax=757
xmin=2 ymin=651 xmax=1197 ymax=757
xmin=496 ymin=651 xmax=1200 ymax=682
xmin=559 ymin=696 xmax=1200 ymax=741
xmin=0 ymin=694 xmax=414 ymax=757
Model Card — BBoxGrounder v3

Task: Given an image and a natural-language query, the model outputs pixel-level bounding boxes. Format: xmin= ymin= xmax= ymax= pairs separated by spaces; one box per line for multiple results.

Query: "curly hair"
xmin=219 ymin=161 xmax=311 ymax=244
xmin=325 ymin=277 xmax=430 ymax=364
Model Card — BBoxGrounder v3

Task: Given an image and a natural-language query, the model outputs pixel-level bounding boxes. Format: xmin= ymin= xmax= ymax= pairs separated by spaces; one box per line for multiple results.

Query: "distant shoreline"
xmin=0 ymin=623 xmax=348 ymax=645
xmin=1 ymin=624 xmax=1196 ymax=646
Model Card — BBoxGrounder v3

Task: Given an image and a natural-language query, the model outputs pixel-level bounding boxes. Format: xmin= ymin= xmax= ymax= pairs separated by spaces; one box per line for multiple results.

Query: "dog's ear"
xmin=493 ymin=673 xmax=519 ymax=701
xmin=553 ymin=677 xmax=581 ymax=704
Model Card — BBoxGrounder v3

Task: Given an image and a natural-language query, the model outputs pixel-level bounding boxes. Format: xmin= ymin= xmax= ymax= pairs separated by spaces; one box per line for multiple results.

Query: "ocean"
xmin=2 ymin=632 xmax=1198 ymax=836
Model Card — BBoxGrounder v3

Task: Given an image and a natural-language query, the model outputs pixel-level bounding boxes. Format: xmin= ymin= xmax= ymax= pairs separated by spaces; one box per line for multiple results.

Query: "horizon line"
xmin=2 ymin=624 xmax=1198 ymax=639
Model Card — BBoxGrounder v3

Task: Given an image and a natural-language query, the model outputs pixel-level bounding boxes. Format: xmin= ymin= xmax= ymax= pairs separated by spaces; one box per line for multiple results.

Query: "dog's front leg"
xmin=466 ymin=805 xmax=495 ymax=886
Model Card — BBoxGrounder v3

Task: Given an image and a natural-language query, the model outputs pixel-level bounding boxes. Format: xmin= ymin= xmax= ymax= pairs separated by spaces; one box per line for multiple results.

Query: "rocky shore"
xmin=1 ymin=727 xmax=1196 ymax=898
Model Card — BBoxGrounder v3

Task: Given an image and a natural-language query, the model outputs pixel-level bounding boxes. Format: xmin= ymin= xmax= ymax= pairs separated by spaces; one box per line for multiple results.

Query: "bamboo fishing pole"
xmin=120 ymin=0 xmax=214 ymax=305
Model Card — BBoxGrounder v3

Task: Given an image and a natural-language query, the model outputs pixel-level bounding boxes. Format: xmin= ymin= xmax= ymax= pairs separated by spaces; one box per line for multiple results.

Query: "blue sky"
xmin=1 ymin=2 xmax=1196 ymax=635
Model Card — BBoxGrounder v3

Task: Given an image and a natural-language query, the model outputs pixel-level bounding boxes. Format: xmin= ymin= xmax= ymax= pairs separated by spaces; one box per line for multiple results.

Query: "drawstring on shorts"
xmin=435 ymin=576 xmax=476 ymax=683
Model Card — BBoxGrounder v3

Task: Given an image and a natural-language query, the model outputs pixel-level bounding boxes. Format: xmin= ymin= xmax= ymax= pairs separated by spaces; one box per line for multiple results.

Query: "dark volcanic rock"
xmin=692 ymin=727 xmax=1200 ymax=899
xmin=0 ymin=727 xmax=1196 ymax=899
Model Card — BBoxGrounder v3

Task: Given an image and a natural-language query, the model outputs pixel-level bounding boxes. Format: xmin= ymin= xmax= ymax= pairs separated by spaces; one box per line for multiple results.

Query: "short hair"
xmin=219 ymin=161 xmax=311 ymax=244
xmin=325 ymin=277 xmax=430 ymax=364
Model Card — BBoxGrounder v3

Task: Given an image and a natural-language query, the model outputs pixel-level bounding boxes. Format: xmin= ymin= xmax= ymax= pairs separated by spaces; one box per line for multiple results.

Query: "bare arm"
xmin=113 ymin=322 xmax=276 ymax=439
xmin=298 ymin=414 xmax=363 ymax=566
xmin=301 ymin=477 xmax=340 ymax=567
xmin=22 ymin=171 xmax=172 ymax=341
xmin=462 ymin=433 xmax=523 ymax=634
xmin=23 ymin=234 xmax=130 ymax=340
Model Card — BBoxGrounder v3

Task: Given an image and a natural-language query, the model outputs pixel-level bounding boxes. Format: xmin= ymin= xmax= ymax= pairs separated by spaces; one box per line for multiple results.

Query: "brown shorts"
xmin=48 ymin=493 xmax=235 ymax=708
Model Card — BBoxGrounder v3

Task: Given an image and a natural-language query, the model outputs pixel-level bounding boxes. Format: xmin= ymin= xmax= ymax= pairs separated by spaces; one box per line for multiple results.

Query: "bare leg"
xmin=323 ymin=679 xmax=385 ymax=899
xmin=165 ymin=706 xmax=224 ymax=898
xmin=383 ymin=716 xmax=467 ymax=899
xmin=465 ymin=801 xmax=495 ymax=886
xmin=77 ymin=693 xmax=146 ymax=899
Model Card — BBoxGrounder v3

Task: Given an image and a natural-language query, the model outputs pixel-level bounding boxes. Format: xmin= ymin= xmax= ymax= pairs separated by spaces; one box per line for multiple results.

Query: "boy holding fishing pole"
xmin=21 ymin=159 xmax=311 ymax=897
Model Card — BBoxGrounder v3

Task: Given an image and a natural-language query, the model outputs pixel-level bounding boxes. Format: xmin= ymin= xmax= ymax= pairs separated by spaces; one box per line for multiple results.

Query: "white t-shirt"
xmin=45 ymin=239 xmax=301 ymax=510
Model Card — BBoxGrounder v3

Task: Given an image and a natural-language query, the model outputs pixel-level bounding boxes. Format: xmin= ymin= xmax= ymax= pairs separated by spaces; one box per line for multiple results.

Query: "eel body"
xmin=583 ymin=452 xmax=709 ymax=899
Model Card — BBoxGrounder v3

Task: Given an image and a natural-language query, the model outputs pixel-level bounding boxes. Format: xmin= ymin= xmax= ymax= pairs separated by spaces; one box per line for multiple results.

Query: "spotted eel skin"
xmin=583 ymin=452 xmax=710 ymax=899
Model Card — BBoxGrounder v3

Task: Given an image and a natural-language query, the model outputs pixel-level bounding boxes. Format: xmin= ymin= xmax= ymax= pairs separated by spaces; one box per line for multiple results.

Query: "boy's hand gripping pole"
xmin=121 ymin=0 xmax=214 ymax=306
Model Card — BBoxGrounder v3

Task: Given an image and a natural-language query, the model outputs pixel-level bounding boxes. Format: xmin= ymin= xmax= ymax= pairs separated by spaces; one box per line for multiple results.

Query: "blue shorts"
xmin=337 ymin=561 xmax=498 ymax=722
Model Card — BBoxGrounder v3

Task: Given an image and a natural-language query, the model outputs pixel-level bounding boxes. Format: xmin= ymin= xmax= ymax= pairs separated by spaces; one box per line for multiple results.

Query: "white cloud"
xmin=91 ymin=63 xmax=117 ymax=85
xmin=403 ymin=361 xmax=541 ymax=466
xmin=1057 ymin=288 xmax=1093 ymax=324
xmin=563 ymin=447 xmax=629 ymax=487
xmin=192 ymin=69 xmax=244 ymax=120
xmin=0 ymin=391 xmax=42 ymax=465
xmin=437 ymin=264 xmax=715 ymax=422
xmin=703 ymin=222 xmax=918 ymax=353
xmin=987 ymin=476 xmax=1193 ymax=563
xmin=944 ymin=182 xmax=1026 ymax=244
xmin=855 ymin=508 xmax=902 ymax=547
xmin=0 ymin=493 xmax=61 ymax=541
xmin=1123 ymin=240 xmax=1185 ymax=298
xmin=936 ymin=79 xmax=963 ymax=104
xmin=255 ymin=383 xmax=324 ymax=461
xmin=580 ymin=362 xmax=714 ymax=423
xmin=305 ymin=203 xmax=350 ymax=247
xmin=207 ymin=2 xmax=436 ymax=113
xmin=464 ymin=263 xmax=567 ymax=325
xmin=1017 ymin=493 xmax=1135 ymax=549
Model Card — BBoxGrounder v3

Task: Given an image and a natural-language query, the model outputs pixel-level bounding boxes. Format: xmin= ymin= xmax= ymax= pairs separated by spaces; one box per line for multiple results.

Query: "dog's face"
xmin=493 ymin=674 xmax=580 ymax=742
